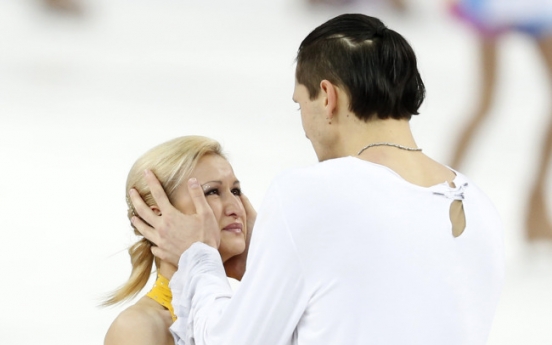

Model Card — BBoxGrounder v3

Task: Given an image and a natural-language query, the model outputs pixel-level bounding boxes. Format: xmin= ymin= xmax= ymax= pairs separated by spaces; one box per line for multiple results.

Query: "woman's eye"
xmin=231 ymin=188 xmax=242 ymax=196
xmin=204 ymin=188 xmax=220 ymax=196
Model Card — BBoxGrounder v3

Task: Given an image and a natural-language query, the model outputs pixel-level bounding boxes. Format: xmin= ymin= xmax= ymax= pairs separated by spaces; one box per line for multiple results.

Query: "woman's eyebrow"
xmin=200 ymin=180 xmax=240 ymax=186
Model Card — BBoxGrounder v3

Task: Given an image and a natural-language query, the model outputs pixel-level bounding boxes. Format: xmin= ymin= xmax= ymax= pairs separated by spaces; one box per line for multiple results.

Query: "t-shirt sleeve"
xmin=169 ymin=180 xmax=309 ymax=345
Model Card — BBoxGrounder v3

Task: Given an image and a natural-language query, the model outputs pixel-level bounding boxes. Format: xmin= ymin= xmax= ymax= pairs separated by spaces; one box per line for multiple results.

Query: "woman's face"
xmin=171 ymin=154 xmax=246 ymax=262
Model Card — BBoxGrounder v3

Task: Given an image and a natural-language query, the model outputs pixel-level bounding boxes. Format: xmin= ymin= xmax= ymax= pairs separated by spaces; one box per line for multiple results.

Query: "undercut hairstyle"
xmin=296 ymin=13 xmax=426 ymax=121
xmin=102 ymin=135 xmax=225 ymax=306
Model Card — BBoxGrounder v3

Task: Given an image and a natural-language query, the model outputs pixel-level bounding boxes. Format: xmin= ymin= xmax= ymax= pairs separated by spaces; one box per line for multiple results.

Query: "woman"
xmin=450 ymin=0 xmax=552 ymax=240
xmin=103 ymin=135 xmax=254 ymax=345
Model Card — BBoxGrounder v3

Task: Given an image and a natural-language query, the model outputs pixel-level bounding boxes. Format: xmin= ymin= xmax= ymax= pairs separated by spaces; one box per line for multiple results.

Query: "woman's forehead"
xmin=192 ymin=155 xmax=236 ymax=180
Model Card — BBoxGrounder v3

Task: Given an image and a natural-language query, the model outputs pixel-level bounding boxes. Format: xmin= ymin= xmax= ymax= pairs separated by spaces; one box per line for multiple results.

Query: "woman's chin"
xmin=219 ymin=238 xmax=246 ymax=258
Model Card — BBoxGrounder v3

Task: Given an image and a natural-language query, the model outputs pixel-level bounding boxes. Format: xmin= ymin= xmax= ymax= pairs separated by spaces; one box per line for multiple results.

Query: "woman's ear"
xmin=150 ymin=205 xmax=161 ymax=216
xmin=319 ymin=80 xmax=338 ymax=117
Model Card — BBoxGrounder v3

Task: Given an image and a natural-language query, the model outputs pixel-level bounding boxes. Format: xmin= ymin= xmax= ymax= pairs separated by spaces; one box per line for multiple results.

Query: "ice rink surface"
xmin=1 ymin=0 xmax=551 ymax=344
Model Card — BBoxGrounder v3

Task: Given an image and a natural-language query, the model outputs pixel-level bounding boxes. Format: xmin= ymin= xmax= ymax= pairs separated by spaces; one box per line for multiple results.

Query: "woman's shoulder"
xmin=104 ymin=297 xmax=173 ymax=345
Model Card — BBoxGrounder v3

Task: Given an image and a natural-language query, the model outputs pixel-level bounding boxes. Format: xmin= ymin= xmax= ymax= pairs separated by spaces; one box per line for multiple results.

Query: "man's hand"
xmin=223 ymin=193 xmax=257 ymax=281
xmin=129 ymin=170 xmax=220 ymax=267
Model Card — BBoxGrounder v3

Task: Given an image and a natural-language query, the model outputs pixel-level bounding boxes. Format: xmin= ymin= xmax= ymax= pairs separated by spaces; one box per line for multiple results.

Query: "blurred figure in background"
xmin=449 ymin=0 xmax=552 ymax=241
xmin=42 ymin=0 xmax=82 ymax=15
xmin=307 ymin=0 xmax=407 ymax=12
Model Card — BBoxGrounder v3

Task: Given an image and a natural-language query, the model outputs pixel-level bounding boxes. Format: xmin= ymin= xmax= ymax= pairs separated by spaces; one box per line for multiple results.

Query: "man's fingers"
xmin=131 ymin=215 xmax=160 ymax=245
xmin=240 ymin=193 xmax=256 ymax=244
xmin=151 ymin=246 xmax=179 ymax=267
xmin=129 ymin=188 xmax=159 ymax=227
xmin=145 ymin=169 xmax=174 ymax=213
xmin=188 ymin=177 xmax=220 ymax=248
xmin=187 ymin=178 xmax=211 ymax=215
xmin=150 ymin=246 xmax=162 ymax=259
xmin=240 ymin=193 xmax=256 ymax=218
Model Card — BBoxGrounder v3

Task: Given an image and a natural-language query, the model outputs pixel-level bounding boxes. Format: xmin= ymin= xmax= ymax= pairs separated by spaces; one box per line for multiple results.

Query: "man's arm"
xmin=169 ymin=183 xmax=309 ymax=344
xmin=131 ymin=172 xmax=309 ymax=344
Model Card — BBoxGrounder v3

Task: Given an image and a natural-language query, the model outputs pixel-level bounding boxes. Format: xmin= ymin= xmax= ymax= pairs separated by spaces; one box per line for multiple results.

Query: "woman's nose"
xmin=223 ymin=193 xmax=244 ymax=218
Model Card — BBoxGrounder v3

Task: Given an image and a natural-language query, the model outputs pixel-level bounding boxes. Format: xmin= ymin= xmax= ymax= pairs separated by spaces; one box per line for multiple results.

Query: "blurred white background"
xmin=1 ymin=0 xmax=551 ymax=344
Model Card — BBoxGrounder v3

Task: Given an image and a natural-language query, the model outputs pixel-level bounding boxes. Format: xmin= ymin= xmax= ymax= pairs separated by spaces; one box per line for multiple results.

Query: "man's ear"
xmin=319 ymin=80 xmax=338 ymax=118
xmin=150 ymin=205 xmax=161 ymax=216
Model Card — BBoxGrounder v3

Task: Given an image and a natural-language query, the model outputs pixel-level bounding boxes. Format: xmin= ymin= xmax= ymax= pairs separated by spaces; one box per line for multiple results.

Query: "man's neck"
xmin=339 ymin=117 xmax=417 ymax=158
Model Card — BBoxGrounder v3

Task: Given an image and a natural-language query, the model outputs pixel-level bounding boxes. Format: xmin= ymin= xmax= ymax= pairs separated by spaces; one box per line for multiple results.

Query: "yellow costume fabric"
xmin=146 ymin=274 xmax=177 ymax=322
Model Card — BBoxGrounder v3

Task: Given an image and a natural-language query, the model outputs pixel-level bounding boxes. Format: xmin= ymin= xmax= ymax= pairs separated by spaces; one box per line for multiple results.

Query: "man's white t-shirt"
xmin=169 ymin=156 xmax=505 ymax=345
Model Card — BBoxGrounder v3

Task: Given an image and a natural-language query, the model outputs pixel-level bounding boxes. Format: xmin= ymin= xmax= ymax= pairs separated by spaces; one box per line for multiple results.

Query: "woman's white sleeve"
xmin=169 ymin=182 xmax=308 ymax=345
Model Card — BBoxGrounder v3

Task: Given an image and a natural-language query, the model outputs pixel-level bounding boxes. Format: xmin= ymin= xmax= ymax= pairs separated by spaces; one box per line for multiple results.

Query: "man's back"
xmin=255 ymin=156 xmax=504 ymax=344
xmin=167 ymin=156 xmax=504 ymax=345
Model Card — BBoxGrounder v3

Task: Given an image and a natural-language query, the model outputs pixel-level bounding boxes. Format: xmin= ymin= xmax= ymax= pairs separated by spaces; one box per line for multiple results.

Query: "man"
xmin=130 ymin=13 xmax=504 ymax=345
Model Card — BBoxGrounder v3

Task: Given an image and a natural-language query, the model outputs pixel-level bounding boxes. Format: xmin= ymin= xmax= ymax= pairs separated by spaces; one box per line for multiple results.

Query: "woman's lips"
xmin=222 ymin=223 xmax=243 ymax=234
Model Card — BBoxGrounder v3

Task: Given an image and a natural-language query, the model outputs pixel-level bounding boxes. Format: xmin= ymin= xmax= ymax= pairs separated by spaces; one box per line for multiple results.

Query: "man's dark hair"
xmin=296 ymin=14 xmax=425 ymax=121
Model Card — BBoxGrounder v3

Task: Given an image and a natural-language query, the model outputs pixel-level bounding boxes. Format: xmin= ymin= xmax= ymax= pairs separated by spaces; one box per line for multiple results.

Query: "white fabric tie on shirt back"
xmin=432 ymin=182 xmax=468 ymax=200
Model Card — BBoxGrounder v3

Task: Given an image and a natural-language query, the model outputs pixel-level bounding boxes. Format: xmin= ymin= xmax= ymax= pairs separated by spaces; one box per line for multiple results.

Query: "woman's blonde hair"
xmin=103 ymin=135 xmax=225 ymax=306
